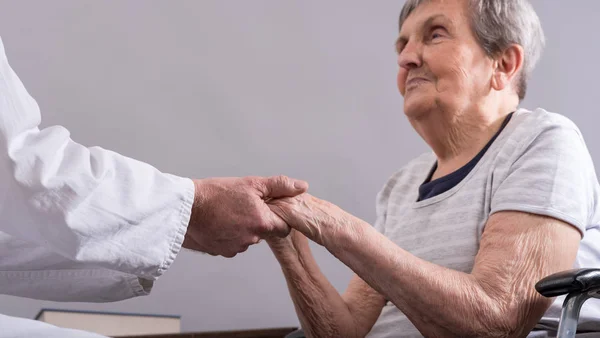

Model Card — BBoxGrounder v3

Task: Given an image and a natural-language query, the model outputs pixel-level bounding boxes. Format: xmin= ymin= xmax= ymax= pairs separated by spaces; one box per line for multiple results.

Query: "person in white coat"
xmin=0 ymin=37 xmax=307 ymax=338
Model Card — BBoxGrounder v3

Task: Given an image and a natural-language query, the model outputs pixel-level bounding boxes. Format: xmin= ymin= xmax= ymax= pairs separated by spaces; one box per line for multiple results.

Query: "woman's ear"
xmin=491 ymin=44 xmax=524 ymax=92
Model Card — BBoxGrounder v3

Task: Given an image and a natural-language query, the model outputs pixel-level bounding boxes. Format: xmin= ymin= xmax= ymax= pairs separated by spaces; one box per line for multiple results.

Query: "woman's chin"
xmin=403 ymin=94 xmax=435 ymax=119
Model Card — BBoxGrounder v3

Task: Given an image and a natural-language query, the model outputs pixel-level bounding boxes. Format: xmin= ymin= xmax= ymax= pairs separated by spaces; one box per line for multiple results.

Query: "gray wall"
xmin=0 ymin=0 xmax=596 ymax=333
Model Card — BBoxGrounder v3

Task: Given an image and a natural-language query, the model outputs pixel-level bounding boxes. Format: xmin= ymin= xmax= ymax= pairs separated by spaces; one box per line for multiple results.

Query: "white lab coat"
xmin=0 ymin=36 xmax=195 ymax=337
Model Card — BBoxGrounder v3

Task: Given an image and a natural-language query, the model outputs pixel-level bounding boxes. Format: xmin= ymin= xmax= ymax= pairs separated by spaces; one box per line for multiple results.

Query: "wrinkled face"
xmin=396 ymin=0 xmax=495 ymax=119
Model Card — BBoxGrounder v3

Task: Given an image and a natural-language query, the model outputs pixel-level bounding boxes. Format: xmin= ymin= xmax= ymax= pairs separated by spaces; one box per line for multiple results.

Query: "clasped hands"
xmin=183 ymin=175 xmax=357 ymax=257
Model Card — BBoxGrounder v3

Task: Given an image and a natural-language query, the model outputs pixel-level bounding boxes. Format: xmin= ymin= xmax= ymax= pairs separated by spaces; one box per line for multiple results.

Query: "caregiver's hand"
xmin=183 ymin=176 xmax=308 ymax=258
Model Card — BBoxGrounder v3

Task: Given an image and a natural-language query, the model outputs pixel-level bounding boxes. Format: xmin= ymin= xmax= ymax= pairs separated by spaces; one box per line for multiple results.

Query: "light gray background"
xmin=0 ymin=0 xmax=596 ymax=333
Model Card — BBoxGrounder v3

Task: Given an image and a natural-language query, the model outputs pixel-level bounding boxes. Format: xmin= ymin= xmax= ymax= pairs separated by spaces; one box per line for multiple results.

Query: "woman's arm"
xmin=268 ymin=230 xmax=385 ymax=338
xmin=269 ymin=196 xmax=580 ymax=337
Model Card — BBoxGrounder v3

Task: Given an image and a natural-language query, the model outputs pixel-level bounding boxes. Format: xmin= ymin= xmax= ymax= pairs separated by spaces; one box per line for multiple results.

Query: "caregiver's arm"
xmin=0 ymin=38 xmax=193 ymax=281
xmin=0 ymin=37 xmax=307 ymax=294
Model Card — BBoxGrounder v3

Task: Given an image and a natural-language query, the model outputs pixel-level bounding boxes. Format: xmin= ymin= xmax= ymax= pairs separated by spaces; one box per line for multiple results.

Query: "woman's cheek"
xmin=397 ymin=70 xmax=407 ymax=95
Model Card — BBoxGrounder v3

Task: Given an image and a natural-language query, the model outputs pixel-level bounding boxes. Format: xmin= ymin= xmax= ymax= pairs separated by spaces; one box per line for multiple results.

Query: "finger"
xmin=267 ymin=213 xmax=292 ymax=237
xmin=221 ymin=251 xmax=237 ymax=258
xmin=266 ymin=204 xmax=292 ymax=237
xmin=267 ymin=199 xmax=323 ymax=243
xmin=257 ymin=175 xmax=308 ymax=199
xmin=267 ymin=200 xmax=297 ymax=224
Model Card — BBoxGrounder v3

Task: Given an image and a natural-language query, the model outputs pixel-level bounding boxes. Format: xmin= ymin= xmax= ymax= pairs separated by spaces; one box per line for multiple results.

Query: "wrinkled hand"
xmin=183 ymin=175 xmax=308 ymax=257
xmin=267 ymin=193 xmax=355 ymax=247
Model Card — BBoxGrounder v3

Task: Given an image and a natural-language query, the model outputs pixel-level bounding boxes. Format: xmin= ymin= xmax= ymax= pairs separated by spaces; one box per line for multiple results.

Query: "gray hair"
xmin=398 ymin=0 xmax=545 ymax=100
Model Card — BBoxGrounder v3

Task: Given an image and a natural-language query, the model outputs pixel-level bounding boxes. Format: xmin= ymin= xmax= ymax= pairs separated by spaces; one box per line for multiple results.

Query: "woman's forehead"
xmin=399 ymin=0 xmax=469 ymax=35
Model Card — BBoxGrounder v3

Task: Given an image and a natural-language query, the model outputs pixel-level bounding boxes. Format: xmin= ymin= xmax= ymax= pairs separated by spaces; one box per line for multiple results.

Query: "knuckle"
xmin=267 ymin=175 xmax=284 ymax=187
xmin=247 ymin=177 xmax=264 ymax=191
xmin=277 ymin=175 xmax=291 ymax=187
xmin=241 ymin=176 xmax=255 ymax=185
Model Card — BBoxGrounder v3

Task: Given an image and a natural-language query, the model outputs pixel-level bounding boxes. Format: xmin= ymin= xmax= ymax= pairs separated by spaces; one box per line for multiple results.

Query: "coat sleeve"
xmin=0 ymin=37 xmax=195 ymax=301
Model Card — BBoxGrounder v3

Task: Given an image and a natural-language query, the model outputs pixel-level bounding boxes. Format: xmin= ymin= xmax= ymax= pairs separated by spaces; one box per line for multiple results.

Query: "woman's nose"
xmin=398 ymin=41 xmax=422 ymax=70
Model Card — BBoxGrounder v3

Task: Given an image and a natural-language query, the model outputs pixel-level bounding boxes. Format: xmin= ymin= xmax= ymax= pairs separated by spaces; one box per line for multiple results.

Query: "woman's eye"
xmin=430 ymin=26 xmax=446 ymax=40
xmin=431 ymin=31 xmax=443 ymax=39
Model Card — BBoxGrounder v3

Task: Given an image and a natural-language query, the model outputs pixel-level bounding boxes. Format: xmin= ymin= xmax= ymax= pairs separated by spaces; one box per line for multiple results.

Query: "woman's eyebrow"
xmin=398 ymin=13 xmax=453 ymax=43
xmin=422 ymin=14 xmax=453 ymax=29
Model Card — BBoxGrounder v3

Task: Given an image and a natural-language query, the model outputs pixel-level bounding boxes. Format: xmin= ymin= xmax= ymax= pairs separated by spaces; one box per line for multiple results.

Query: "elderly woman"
xmin=266 ymin=0 xmax=600 ymax=337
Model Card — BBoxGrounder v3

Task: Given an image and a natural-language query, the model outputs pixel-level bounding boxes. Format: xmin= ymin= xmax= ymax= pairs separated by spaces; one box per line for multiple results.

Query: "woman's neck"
xmin=411 ymin=105 xmax=513 ymax=180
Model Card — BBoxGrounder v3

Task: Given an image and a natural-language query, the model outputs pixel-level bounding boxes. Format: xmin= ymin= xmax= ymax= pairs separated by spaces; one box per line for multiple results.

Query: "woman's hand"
xmin=266 ymin=193 xmax=357 ymax=247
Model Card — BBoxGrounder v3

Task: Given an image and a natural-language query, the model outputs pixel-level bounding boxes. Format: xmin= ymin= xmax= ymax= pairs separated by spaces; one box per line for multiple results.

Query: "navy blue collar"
xmin=418 ymin=112 xmax=514 ymax=202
